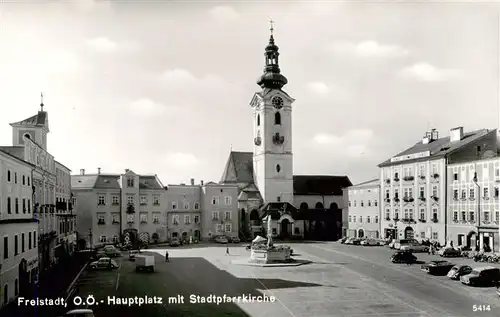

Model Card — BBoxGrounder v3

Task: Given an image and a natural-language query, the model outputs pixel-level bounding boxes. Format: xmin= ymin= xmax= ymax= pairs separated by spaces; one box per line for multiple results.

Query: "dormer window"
xmin=127 ymin=177 xmax=134 ymax=187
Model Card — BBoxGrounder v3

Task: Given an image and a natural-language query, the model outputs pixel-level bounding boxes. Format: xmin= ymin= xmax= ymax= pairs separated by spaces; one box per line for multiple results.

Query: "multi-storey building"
xmin=447 ymin=155 xmax=500 ymax=251
xmin=0 ymin=101 xmax=70 ymax=272
xmin=346 ymin=179 xmax=381 ymax=238
xmin=0 ymin=150 xmax=39 ymax=308
xmin=378 ymin=127 xmax=497 ymax=245
xmin=72 ymin=168 xmax=166 ymax=248
xmin=55 ymin=161 xmax=76 ymax=260
xmin=166 ymin=179 xmax=239 ymax=241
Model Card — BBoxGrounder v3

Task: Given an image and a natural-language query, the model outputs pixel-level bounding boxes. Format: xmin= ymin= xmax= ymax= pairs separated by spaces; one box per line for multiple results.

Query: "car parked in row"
xmin=438 ymin=247 xmax=461 ymax=257
xmin=420 ymin=260 xmax=455 ymax=275
xmin=360 ymin=239 xmax=381 ymax=246
xmin=89 ymin=257 xmax=119 ymax=270
xmin=169 ymin=238 xmax=181 ymax=246
xmin=391 ymin=250 xmax=417 ymax=264
xmin=214 ymin=236 xmax=229 ymax=244
xmin=400 ymin=244 xmax=429 ymax=253
xmin=447 ymin=264 xmax=473 ymax=280
xmin=460 ymin=266 xmax=500 ymax=287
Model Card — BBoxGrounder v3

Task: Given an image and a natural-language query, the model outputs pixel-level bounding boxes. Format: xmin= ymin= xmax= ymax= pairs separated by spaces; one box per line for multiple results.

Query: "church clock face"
xmin=272 ymin=96 xmax=283 ymax=109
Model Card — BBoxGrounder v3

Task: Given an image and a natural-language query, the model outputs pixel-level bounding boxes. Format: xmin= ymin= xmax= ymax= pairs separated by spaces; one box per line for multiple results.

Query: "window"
xmin=432 ymin=232 xmax=438 ymax=240
xmin=353 ymin=200 xmax=357 ymax=207
xmin=404 ymin=209 xmax=409 ymax=219
xmin=194 ymin=202 xmax=200 ymax=210
xmin=359 ymin=216 xmax=363 ymax=223
xmin=348 ymin=201 xmax=351 ymax=207
xmin=394 ymin=189 xmax=399 ymax=199
xmin=127 ymin=195 xmax=135 ymax=206
xmin=360 ymin=201 xmax=364 ymax=207
xmin=172 ymin=201 xmax=177 ymax=210
xmin=21 ymin=233 xmax=25 ymax=253
xmin=257 ymin=114 xmax=260 ymax=126
xmin=127 ymin=177 xmax=134 ymax=187
xmin=385 ymin=189 xmax=390 ymax=199
xmin=453 ymin=211 xmax=458 ymax=221
xmin=348 ymin=216 xmax=352 ymax=222
xmin=33 ymin=231 xmax=36 ymax=248
xmin=22 ymin=199 xmax=26 ymax=213
xmin=112 ymin=235 xmax=119 ymax=243
xmin=367 ymin=216 xmax=371 ymax=223
xmin=225 ymin=211 xmax=231 ymax=220
xmin=483 ymin=187 xmax=489 ymax=198
xmin=224 ymin=196 xmax=232 ymax=205
xmin=14 ymin=235 xmax=18 ymax=255
xmin=14 ymin=173 xmax=17 ymax=183
xmin=394 ymin=209 xmax=399 ymax=219
xmin=432 ymin=209 xmax=438 ymax=221
xmin=453 ymin=173 xmax=458 ymax=181
xmin=461 ymin=190 xmax=466 ymax=199
xmin=7 ymin=170 xmax=10 ymax=182
xmin=3 ymin=237 xmax=8 ymax=259
xmin=152 ymin=214 xmax=160 ymax=224
xmin=419 ymin=187 xmax=425 ymax=198
xmin=183 ymin=201 xmax=189 ymax=210
xmin=212 ymin=196 xmax=220 ymax=205
xmin=419 ymin=209 xmax=425 ymax=220
xmin=274 ymin=112 xmax=281 ymax=125
xmin=100 ymin=236 xmax=107 ymax=243
xmin=420 ymin=232 xmax=425 ymax=238
xmin=172 ymin=215 xmax=179 ymax=225
xmin=409 ymin=209 xmax=414 ymax=220
xmin=368 ymin=200 xmax=372 ymax=206
xmin=27 ymin=177 xmax=30 ymax=186
xmin=432 ymin=186 xmax=438 ymax=197
xmin=153 ymin=196 xmax=160 ymax=205
xmin=495 ymin=187 xmax=499 ymax=198
xmin=194 ymin=215 xmax=200 ymax=224
xmin=469 ymin=188 xmax=475 ymax=199
xmin=375 ymin=216 xmax=379 ymax=223
xmin=374 ymin=200 xmax=378 ymax=207
xmin=27 ymin=199 xmax=30 ymax=213
xmin=394 ymin=172 xmax=399 ymax=179
xmin=353 ymin=216 xmax=356 ymax=222
xmin=419 ymin=165 xmax=425 ymax=177
xmin=127 ymin=214 xmax=135 ymax=223
xmin=15 ymin=198 xmax=18 ymax=214
xmin=112 ymin=196 xmax=119 ymax=205
xmin=225 ymin=223 xmax=232 ymax=232
xmin=461 ymin=211 xmax=466 ymax=221
xmin=140 ymin=196 xmax=147 ymax=205
xmin=212 ymin=211 xmax=219 ymax=220
xmin=484 ymin=211 xmax=490 ymax=222
xmin=98 ymin=215 xmax=105 ymax=225
xmin=216 ymin=224 xmax=223 ymax=233
xmin=453 ymin=190 xmax=458 ymax=200
xmin=385 ymin=209 xmax=390 ymax=219
xmin=28 ymin=232 xmax=32 ymax=249
xmin=98 ymin=195 xmax=105 ymax=205
xmin=22 ymin=175 xmax=25 ymax=185
xmin=140 ymin=214 xmax=148 ymax=224
xmin=496 ymin=211 xmax=499 ymax=222
xmin=431 ymin=164 xmax=438 ymax=174
xmin=112 ymin=214 xmax=120 ymax=224
xmin=184 ymin=215 xmax=191 ymax=224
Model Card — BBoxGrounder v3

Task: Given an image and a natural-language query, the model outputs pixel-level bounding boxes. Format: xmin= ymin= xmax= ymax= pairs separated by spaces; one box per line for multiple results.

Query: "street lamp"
xmin=472 ymin=172 xmax=481 ymax=251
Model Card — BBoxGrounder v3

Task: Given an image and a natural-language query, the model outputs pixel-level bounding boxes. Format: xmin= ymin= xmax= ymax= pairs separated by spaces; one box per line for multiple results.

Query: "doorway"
xmin=280 ymin=219 xmax=291 ymax=239
xmin=404 ymin=227 xmax=414 ymax=240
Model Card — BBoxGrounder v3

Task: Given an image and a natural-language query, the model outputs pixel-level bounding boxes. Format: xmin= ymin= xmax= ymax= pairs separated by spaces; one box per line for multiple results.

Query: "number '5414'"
xmin=473 ymin=305 xmax=491 ymax=312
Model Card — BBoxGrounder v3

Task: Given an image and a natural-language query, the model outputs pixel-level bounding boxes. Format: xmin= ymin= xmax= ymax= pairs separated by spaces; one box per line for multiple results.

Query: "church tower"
xmin=10 ymin=93 xmax=50 ymax=150
xmin=250 ymin=22 xmax=295 ymax=203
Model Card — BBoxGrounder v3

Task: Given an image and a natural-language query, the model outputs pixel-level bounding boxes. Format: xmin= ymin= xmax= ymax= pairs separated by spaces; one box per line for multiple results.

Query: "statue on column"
xmin=266 ymin=214 xmax=273 ymax=248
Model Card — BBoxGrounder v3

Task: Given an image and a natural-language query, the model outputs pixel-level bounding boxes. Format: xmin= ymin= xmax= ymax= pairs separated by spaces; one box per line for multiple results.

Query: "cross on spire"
xmin=40 ymin=92 xmax=44 ymax=111
xmin=269 ymin=19 xmax=274 ymax=35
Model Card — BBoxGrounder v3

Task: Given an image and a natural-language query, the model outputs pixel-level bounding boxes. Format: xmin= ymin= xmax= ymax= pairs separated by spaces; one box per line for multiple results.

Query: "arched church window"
xmin=276 ymin=164 xmax=281 ymax=173
xmin=274 ymin=112 xmax=281 ymax=125
xmin=257 ymin=114 xmax=260 ymax=126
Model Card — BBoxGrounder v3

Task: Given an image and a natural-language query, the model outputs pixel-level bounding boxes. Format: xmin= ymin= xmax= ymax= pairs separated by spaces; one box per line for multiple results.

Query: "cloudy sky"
xmin=1 ymin=0 xmax=499 ymax=186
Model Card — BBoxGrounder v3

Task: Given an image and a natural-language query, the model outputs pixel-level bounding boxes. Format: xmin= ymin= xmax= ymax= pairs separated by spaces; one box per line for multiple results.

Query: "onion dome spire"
xmin=256 ymin=20 xmax=288 ymax=89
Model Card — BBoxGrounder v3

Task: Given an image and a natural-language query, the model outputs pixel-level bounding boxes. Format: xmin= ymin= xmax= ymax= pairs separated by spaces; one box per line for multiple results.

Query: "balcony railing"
xmin=403 ymin=197 xmax=414 ymax=202
xmin=419 ymin=196 xmax=426 ymax=201
xmin=403 ymin=176 xmax=414 ymax=181
xmin=469 ymin=197 xmax=475 ymax=201
xmin=432 ymin=173 xmax=439 ymax=179
xmin=393 ymin=177 xmax=400 ymax=182
xmin=483 ymin=196 xmax=490 ymax=200
xmin=418 ymin=218 xmax=426 ymax=223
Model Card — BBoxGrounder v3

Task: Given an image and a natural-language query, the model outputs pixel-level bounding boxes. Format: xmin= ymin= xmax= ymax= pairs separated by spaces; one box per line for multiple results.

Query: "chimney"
xmin=97 ymin=167 xmax=101 ymax=174
xmin=200 ymin=180 xmax=204 ymax=186
xmin=80 ymin=169 xmax=85 ymax=175
xmin=190 ymin=178 xmax=195 ymax=186
xmin=450 ymin=127 xmax=464 ymax=142
xmin=125 ymin=169 xmax=129 ymax=173
xmin=430 ymin=128 xmax=439 ymax=141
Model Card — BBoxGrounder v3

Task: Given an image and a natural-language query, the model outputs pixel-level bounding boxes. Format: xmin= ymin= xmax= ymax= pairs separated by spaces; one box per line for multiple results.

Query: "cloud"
xmin=165 ymin=153 xmax=201 ymax=168
xmin=85 ymin=37 xmax=140 ymax=53
xmin=312 ymin=129 xmax=373 ymax=157
xmin=329 ymin=41 xmax=409 ymax=57
xmin=162 ymin=68 xmax=196 ymax=82
xmin=306 ymin=82 xmax=330 ymax=95
xmin=208 ymin=5 xmax=240 ymax=22
xmin=129 ymin=98 xmax=177 ymax=116
xmin=399 ymin=62 xmax=461 ymax=82
xmin=305 ymin=81 xmax=350 ymax=100
xmin=69 ymin=0 xmax=111 ymax=12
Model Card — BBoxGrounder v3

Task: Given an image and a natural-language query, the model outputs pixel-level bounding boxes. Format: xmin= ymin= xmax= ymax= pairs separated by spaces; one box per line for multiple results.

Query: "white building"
xmin=347 ymin=179 xmax=381 ymax=238
xmin=0 ymin=150 xmax=39 ymax=308
xmin=55 ymin=161 xmax=76 ymax=260
xmin=378 ymin=127 xmax=497 ymax=245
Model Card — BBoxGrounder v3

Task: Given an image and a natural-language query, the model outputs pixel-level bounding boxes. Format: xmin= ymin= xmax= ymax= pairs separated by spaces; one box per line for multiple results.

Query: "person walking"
xmin=226 ymin=245 xmax=230 ymax=256
xmin=165 ymin=250 xmax=169 ymax=262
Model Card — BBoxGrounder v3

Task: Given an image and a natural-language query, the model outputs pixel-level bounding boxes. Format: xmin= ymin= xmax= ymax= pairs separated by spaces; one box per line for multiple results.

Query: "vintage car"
xmin=230 ymin=236 xmax=241 ymax=243
xmin=421 ymin=260 xmax=454 ymax=275
xmin=438 ymin=247 xmax=461 ymax=257
xmin=400 ymin=244 xmax=429 ymax=253
xmin=447 ymin=265 xmax=473 ymax=280
xmin=461 ymin=266 xmax=500 ymax=287
xmin=215 ymin=236 xmax=229 ymax=244
xmin=391 ymin=250 xmax=417 ymax=264
xmin=89 ymin=257 xmax=119 ymax=270
xmin=101 ymin=245 xmax=121 ymax=257
xmin=360 ymin=239 xmax=381 ymax=246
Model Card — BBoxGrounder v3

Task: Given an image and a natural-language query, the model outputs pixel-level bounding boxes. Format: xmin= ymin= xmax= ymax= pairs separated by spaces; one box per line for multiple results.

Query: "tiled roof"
xmin=378 ymin=129 xmax=493 ymax=167
xmin=350 ymin=179 xmax=379 ymax=188
xmin=94 ymin=175 xmax=121 ymax=189
xmin=55 ymin=160 xmax=72 ymax=172
xmin=293 ymin=175 xmax=352 ymax=195
xmin=71 ymin=175 xmax=99 ymax=189
xmin=139 ymin=176 xmax=163 ymax=190
xmin=10 ymin=111 xmax=48 ymax=127
xmin=0 ymin=149 xmax=35 ymax=167
xmin=220 ymin=151 xmax=254 ymax=183
xmin=0 ymin=146 xmax=25 ymax=161
xmin=259 ymin=202 xmax=298 ymax=220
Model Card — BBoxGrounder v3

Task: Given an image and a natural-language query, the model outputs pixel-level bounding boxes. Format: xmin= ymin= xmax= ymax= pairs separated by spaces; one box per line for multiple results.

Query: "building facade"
xmin=71 ymin=169 xmax=167 ymax=248
xmin=55 ymin=161 xmax=76 ymax=261
xmin=379 ymin=127 xmax=498 ymax=245
xmin=346 ymin=179 xmax=381 ymax=238
xmin=0 ymin=150 xmax=39 ymax=308
xmin=447 ymin=156 xmax=500 ymax=251
xmin=219 ymin=29 xmax=351 ymax=241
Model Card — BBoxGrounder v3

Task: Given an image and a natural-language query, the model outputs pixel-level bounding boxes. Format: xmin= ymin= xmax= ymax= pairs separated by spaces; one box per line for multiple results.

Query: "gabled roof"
xmin=94 ymin=175 xmax=121 ymax=189
xmin=350 ymin=179 xmax=379 ymax=188
xmin=71 ymin=175 xmax=99 ymax=189
xmin=220 ymin=151 xmax=254 ymax=184
xmin=0 ymin=146 xmax=25 ymax=160
xmin=378 ymin=129 xmax=493 ymax=167
xmin=10 ymin=111 xmax=49 ymax=130
xmin=139 ymin=175 xmax=164 ymax=190
xmin=293 ymin=175 xmax=352 ymax=195
xmin=0 ymin=149 xmax=35 ymax=168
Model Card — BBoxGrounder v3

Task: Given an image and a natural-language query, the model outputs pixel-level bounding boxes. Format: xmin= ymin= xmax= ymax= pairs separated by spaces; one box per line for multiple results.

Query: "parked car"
xmin=421 ymin=260 xmax=454 ymax=275
xmin=89 ymin=257 xmax=119 ymax=270
xmin=128 ymin=250 xmax=140 ymax=261
xmin=169 ymin=238 xmax=180 ymax=247
xmin=460 ymin=266 xmax=500 ymax=286
xmin=64 ymin=309 xmax=95 ymax=317
xmin=496 ymin=286 xmax=500 ymax=297
xmin=360 ymin=239 xmax=380 ymax=246
xmin=400 ymin=244 xmax=429 ymax=253
xmin=344 ymin=237 xmax=355 ymax=245
xmin=102 ymin=245 xmax=121 ymax=257
xmin=438 ymin=247 xmax=461 ymax=257
xmin=391 ymin=250 xmax=417 ymax=264
xmin=215 ymin=236 xmax=229 ymax=244
xmin=230 ymin=236 xmax=241 ymax=243
xmin=351 ymin=238 xmax=362 ymax=245
xmin=339 ymin=237 xmax=348 ymax=244
xmin=447 ymin=265 xmax=473 ymax=280
xmin=394 ymin=239 xmax=419 ymax=250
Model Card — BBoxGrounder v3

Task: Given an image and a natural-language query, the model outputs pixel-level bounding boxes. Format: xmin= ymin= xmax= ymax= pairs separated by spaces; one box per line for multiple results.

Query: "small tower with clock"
xmin=250 ymin=22 xmax=295 ymax=203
